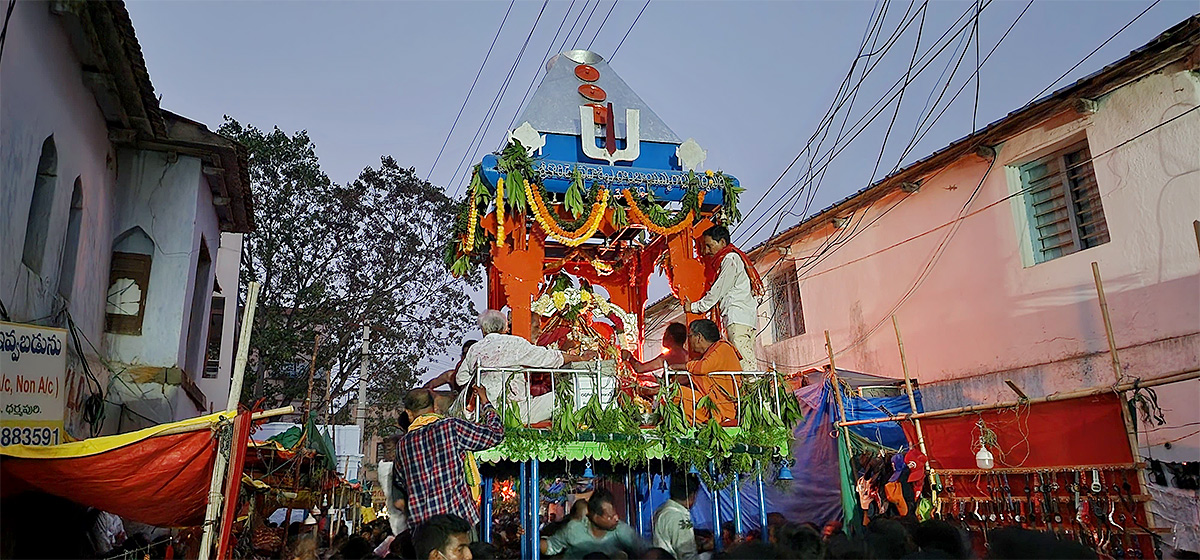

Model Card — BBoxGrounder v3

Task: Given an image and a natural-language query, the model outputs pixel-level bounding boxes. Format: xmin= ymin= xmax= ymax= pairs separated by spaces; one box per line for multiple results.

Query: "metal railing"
xmin=456 ymin=360 xmax=784 ymax=430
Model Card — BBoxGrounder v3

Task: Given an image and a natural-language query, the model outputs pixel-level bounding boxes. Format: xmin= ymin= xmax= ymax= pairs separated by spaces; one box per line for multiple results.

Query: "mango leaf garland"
xmin=564 ymin=167 xmax=587 ymax=218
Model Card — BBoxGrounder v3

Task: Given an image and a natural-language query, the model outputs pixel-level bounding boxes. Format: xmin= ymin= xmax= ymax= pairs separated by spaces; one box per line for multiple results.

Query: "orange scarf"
xmin=704 ymin=243 xmax=765 ymax=297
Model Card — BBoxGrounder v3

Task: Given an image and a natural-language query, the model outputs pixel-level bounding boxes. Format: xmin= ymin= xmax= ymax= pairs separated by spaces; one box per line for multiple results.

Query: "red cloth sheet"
xmin=1 ymin=431 xmax=216 ymax=527
xmin=903 ymin=392 xmax=1133 ymax=469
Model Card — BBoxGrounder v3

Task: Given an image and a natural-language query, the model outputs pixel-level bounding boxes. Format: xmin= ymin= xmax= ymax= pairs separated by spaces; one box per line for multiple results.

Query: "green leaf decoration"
xmin=506 ymin=169 xmax=527 ymax=214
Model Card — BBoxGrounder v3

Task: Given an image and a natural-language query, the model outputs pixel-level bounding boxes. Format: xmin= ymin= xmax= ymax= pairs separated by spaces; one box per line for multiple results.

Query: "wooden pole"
xmin=1091 ymin=262 xmax=1122 ymax=383
xmin=892 ymin=316 xmax=928 ymax=454
xmin=155 ymin=406 xmax=295 ymax=437
xmin=1092 ymin=261 xmax=1157 ymax=533
xmin=199 ymin=281 xmax=261 ymax=560
xmin=825 ymin=330 xmax=853 ymax=458
xmin=837 ymin=368 xmax=1199 ymax=427
xmin=302 ymin=332 xmax=324 ymax=422
xmin=1194 ymin=220 xmax=1199 ymax=259
xmin=215 ymin=409 xmax=254 ymax=559
xmin=892 ymin=315 xmax=937 ymax=510
xmin=225 ymin=282 xmax=260 ymax=411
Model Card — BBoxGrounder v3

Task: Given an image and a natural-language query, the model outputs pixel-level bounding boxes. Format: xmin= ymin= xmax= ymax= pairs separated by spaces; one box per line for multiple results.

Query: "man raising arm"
xmin=684 ymin=225 xmax=764 ymax=372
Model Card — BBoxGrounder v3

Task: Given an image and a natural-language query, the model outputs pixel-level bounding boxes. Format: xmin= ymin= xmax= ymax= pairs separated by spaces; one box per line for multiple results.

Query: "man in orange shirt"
xmin=674 ymin=319 xmax=743 ymax=424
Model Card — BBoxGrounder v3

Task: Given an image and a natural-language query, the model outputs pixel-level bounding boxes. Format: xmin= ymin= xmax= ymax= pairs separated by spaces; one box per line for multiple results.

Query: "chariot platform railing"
xmin=456 ymin=360 xmax=783 ymax=429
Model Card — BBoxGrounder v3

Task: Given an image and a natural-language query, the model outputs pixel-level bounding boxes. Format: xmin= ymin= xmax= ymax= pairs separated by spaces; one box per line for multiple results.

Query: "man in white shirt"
xmin=684 ymin=225 xmax=764 ymax=371
xmin=454 ymin=310 xmax=593 ymax=423
xmin=652 ymin=472 xmax=700 ymax=560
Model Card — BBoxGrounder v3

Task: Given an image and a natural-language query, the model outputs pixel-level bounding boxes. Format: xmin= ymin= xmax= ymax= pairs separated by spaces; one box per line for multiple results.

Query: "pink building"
xmin=647 ymin=18 xmax=1199 ymax=466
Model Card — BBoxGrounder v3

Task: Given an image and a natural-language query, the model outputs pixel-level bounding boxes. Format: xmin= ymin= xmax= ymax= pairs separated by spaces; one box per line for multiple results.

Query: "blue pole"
xmin=482 ymin=475 xmax=494 ymax=543
xmin=710 ymin=464 xmax=723 ymax=554
xmin=757 ymin=472 xmax=769 ymax=542
xmin=732 ymin=472 xmax=743 ymax=538
xmin=519 ymin=462 xmax=528 ymax=559
xmin=531 ymin=459 xmax=541 ymax=560
xmin=635 ymin=473 xmax=645 ymax=537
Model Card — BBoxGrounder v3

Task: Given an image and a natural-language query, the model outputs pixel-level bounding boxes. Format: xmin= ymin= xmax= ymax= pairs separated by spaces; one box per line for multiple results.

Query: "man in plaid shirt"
xmin=393 ymin=386 xmax=504 ymax=528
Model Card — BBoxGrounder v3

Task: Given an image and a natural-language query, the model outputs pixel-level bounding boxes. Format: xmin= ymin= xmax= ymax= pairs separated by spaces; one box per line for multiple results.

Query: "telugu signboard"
xmin=0 ymin=321 xmax=67 ymax=446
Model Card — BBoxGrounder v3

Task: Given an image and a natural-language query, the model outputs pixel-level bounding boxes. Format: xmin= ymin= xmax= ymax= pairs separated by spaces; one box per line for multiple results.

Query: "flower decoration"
xmin=532 ymin=286 xmax=638 ymax=347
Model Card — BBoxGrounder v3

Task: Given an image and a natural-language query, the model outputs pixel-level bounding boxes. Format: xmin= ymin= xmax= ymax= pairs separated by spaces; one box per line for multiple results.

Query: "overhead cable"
xmin=427 ymin=0 xmax=517 ymax=182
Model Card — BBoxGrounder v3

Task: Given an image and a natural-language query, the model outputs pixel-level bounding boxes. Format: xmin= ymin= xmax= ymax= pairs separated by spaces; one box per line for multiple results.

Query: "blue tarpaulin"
xmin=687 ymin=376 xmax=921 ymax=531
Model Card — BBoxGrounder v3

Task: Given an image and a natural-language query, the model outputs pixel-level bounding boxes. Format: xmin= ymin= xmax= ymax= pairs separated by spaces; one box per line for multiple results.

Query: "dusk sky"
xmin=125 ymin=0 xmax=1197 ymax=371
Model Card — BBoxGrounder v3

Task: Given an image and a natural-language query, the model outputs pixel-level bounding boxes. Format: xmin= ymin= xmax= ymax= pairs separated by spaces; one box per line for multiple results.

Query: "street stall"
xmin=0 ymin=406 xmax=290 ymax=558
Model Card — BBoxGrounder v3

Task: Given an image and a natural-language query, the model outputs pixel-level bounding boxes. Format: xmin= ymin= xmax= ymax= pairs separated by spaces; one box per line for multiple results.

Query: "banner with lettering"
xmin=0 ymin=321 xmax=67 ymax=446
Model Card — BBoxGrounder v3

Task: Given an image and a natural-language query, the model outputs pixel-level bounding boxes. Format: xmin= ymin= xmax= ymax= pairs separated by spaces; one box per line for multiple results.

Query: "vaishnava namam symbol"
xmin=579 ymin=104 xmax=641 ymax=164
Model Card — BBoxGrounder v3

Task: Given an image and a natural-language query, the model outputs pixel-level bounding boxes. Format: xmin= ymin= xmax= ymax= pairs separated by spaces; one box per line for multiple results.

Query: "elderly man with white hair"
xmin=455 ymin=309 xmax=594 ymax=423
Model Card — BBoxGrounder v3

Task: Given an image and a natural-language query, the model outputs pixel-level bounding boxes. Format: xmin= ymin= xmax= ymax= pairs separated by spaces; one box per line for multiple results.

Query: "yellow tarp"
xmin=0 ymin=411 xmax=236 ymax=459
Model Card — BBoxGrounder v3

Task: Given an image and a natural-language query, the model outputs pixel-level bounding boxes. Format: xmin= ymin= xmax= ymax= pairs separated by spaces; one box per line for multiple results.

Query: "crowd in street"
xmin=298 ymin=224 xmax=1115 ymax=560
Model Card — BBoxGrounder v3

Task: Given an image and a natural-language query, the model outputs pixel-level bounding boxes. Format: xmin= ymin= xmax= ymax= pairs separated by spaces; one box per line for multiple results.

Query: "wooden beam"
xmin=837 ymin=368 xmax=1200 ymax=427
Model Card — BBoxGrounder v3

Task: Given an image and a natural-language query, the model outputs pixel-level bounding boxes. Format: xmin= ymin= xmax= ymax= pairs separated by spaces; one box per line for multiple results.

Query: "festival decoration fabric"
xmin=1 ymin=412 xmax=231 ymax=527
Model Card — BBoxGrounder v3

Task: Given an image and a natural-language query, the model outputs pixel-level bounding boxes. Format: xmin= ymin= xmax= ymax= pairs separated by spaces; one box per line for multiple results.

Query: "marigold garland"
xmin=465 ymin=194 xmax=478 ymax=249
xmin=621 ymin=189 xmax=705 ymax=236
xmin=495 ymin=177 xmax=505 ymax=248
xmin=526 ymin=180 xmax=610 ymax=247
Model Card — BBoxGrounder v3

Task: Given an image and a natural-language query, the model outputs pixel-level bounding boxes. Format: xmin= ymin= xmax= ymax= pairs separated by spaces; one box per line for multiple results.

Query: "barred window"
xmin=770 ymin=264 xmax=805 ymax=341
xmin=203 ymin=296 xmax=225 ymax=379
xmin=1020 ymin=140 xmax=1110 ymax=263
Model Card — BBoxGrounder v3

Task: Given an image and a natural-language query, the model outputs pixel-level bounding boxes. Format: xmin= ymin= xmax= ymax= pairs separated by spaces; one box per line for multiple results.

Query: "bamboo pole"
xmin=199 ymin=281 xmax=261 ymax=560
xmin=892 ymin=316 xmax=928 ymax=455
xmin=1092 ymin=261 xmax=1157 ymax=532
xmin=225 ymin=282 xmax=260 ymax=411
xmin=1092 ymin=263 xmax=1123 ymax=383
xmin=155 ymin=406 xmax=296 ymax=437
xmin=825 ymin=331 xmax=853 ymax=458
xmin=1194 ymin=220 xmax=1199 ymax=259
xmin=836 ymin=368 xmax=1199 ymax=427
xmin=892 ymin=315 xmax=936 ymax=510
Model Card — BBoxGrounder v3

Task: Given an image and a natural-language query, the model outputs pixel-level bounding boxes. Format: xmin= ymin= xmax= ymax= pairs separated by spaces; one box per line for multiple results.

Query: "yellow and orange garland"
xmin=465 ymin=192 xmax=478 ymax=249
xmin=526 ymin=180 xmax=610 ymax=247
xmin=621 ymin=188 xmax=705 ymax=237
xmin=495 ymin=177 xmax=505 ymax=249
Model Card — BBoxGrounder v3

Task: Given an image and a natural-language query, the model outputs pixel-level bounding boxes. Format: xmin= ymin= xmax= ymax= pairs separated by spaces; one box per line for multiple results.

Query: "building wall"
xmin=1 ymin=1 xmax=243 ymax=434
xmin=105 ymin=150 xmax=203 ymax=369
xmin=194 ymin=232 xmax=245 ymax=413
xmin=0 ymin=1 xmax=119 ymax=438
xmin=752 ymin=66 xmax=1199 ymax=460
xmin=0 ymin=1 xmax=116 ymax=340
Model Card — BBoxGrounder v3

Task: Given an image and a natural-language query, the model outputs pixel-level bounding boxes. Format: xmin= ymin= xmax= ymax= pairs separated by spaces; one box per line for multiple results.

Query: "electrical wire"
xmin=763 ymin=0 xmax=993 ymax=238
xmin=0 ymin=0 xmax=15 ymax=68
xmin=504 ymin=0 xmax=582 ymax=135
xmin=587 ymin=0 xmax=620 ymax=51
xmin=609 ymin=0 xmax=650 ymax=62
xmin=570 ymin=0 xmax=604 ymax=50
xmin=733 ymin=0 xmax=966 ymax=237
xmin=755 ymin=104 xmax=1198 ymax=371
xmin=448 ymin=0 xmax=552 ymax=197
xmin=1026 ymin=0 xmax=1163 ymax=104
xmin=736 ymin=0 xmax=992 ymax=245
xmin=427 ymin=0 xmax=517 ymax=181
xmin=558 ymin=0 xmax=593 ymax=54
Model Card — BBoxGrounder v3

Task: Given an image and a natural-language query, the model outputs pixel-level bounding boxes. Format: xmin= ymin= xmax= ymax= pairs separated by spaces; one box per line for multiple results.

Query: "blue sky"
xmin=125 ymin=0 xmax=1197 ymax=371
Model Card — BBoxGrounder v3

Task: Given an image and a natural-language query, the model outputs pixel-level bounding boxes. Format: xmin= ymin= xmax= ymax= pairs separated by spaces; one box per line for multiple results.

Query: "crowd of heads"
xmin=706 ymin=514 xmax=1103 ymax=560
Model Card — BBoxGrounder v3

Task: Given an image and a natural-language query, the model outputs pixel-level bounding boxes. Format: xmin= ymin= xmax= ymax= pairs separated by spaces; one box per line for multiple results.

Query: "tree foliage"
xmin=219 ymin=118 xmax=477 ymax=432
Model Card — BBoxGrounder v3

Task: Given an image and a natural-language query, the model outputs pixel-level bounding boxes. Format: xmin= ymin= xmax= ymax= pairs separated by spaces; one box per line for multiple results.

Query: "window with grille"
xmin=203 ymin=296 xmax=225 ymax=379
xmin=770 ymin=264 xmax=805 ymax=341
xmin=1019 ymin=140 xmax=1110 ymax=263
xmin=375 ymin=442 xmax=385 ymax=462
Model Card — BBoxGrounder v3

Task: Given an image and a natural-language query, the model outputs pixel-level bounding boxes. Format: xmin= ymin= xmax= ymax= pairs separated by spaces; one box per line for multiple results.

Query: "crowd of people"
xmin=321 ymin=224 xmax=1113 ymax=560
xmin=303 ymin=479 xmax=1109 ymax=560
